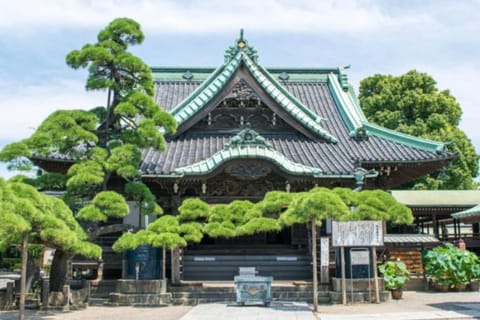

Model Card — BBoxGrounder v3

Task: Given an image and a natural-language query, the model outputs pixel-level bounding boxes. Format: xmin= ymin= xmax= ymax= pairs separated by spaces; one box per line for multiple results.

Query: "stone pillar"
xmin=5 ymin=281 xmax=14 ymax=309
xmin=171 ymin=248 xmax=181 ymax=284
xmin=62 ymin=285 xmax=70 ymax=312
xmin=41 ymin=278 xmax=49 ymax=309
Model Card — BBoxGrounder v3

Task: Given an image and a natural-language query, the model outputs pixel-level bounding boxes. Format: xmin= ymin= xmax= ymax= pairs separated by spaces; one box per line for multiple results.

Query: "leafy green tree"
xmin=359 ymin=70 xmax=478 ymax=189
xmin=0 ymin=179 xmax=100 ymax=320
xmin=0 ymin=18 xmax=176 ymax=292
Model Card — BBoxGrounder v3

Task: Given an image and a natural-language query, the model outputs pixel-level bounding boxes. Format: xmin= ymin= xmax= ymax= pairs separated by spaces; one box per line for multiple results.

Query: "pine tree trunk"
xmin=19 ymin=234 xmax=28 ymax=320
xmin=162 ymin=247 xmax=166 ymax=280
xmin=49 ymin=250 xmax=74 ymax=292
xmin=312 ymin=217 xmax=318 ymax=312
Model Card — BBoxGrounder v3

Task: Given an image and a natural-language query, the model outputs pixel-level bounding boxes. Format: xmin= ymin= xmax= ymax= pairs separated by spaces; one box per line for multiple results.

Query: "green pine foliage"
xmin=281 ymin=189 xmax=349 ymax=226
xmin=0 ymin=178 xmax=101 ymax=257
xmin=177 ymin=198 xmax=209 ymax=222
xmin=125 ymin=181 xmax=163 ymax=216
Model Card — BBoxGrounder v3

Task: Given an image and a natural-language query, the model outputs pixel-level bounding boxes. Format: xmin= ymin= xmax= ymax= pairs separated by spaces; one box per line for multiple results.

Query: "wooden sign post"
xmin=332 ymin=221 xmax=384 ymax=305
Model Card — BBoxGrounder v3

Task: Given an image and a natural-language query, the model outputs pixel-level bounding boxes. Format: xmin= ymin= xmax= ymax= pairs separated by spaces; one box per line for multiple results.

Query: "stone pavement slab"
xmin=316 ymin=291 xmax=480 ymax=320
xmin=179 ymin=302 xmax=316 ymax=320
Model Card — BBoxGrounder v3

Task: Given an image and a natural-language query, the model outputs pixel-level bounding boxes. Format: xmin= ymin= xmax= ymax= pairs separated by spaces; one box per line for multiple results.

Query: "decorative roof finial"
xmin=224 ymin=29 xmax=259 ymax=63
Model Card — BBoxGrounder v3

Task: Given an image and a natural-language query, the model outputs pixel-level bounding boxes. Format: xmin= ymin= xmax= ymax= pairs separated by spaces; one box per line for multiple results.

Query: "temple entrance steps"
xmin=169 ymin=282 xmax=331 ymax=305
xmin=182 ymin=244 xmax=311 ymax=281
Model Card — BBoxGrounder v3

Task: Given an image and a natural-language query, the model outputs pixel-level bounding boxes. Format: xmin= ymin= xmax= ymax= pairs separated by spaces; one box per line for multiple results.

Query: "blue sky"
xmin=0 ymin=0 xmax=479 ymax=178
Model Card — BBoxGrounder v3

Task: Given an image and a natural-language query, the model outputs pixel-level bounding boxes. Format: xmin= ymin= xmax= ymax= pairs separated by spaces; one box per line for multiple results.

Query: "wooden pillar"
xmin=432 ymin=214 xmax=438 ymax=238
xmin=340 ymin=246 xmax=347 ymax=305
xmin=312 ymin=217 xmax=318 ymax=312
xmin=473 ymin=223 xmax=480 ymax=237
xmin=372 ymin=247 xmax=380 ymax=303
xmin=19 ymin=234 xmax=28 ymax=320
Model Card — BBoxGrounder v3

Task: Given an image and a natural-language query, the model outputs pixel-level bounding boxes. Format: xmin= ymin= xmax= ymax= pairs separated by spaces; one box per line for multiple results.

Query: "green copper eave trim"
xmin=364 ymin=123 xmax=447 ymax=153
xmin=452 ymin=204 xmax=480 ymax=220
xmin=167 ymin=52 xmax=242 ymax=123
xmin=170 ymin=145 xmax=324 ymax=177
xmin=328 ymin=73 xmax=447 ymax=153
xmin=241 ymin=54 xmax=337 ymax=143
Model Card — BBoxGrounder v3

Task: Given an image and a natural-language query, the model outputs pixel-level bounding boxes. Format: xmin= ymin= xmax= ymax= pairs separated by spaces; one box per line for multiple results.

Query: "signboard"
xmin=320 ymin=238 xmax=329 ymax=267
xmin=350 ymin=249 xmax=370 ymax=265
xmin=331 ymin=221 xmax=383 ymax=247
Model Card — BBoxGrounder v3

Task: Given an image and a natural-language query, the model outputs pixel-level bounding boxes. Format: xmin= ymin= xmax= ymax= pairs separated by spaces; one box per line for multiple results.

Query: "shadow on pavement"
xmin=429 ymin=301 xmax=480 ymax=318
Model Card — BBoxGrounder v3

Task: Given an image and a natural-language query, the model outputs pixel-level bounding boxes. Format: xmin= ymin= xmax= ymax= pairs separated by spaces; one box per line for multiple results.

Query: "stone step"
xmin=109 ymin=292 xmax=172 ymax=306
xmin=89 ymin=279 xmax=117 ymax=298
xmin=168 ymin=284 xmax=331 ymax=293
xmin=169 ymin=287 xmax=331 ymax=305
xmin=329 ymin=290 xmax=390 ymax=304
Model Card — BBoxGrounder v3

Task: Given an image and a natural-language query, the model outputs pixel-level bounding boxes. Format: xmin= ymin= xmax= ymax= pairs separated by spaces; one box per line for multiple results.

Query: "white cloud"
xmin=0 ymin=0 xmax=441 ymax=36
xmin=0 ymin=75 xmax=104 ymax=140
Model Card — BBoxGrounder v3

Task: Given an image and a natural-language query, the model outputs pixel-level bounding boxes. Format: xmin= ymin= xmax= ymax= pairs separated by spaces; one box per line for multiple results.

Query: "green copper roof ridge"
xmin=328 ymin=73 xmax=365 ymax=132
xmin=327 ymin=73 xmax=447 ymax=153
xmin=172 ymin=145 xmax=325 ymax=178
xmin=168 ymin=64 xmax=226 ymax=117
xmin=151 ymin=66 xmax=344 ymax=74
xmin=364 ymin=123 xmax=447 ymax=153
xmin=151 ymin=66 xmax=216 ymax=73
xmin=241 ymin=54 xmax=338 ymax=144
xmin=169 ymin=51 xmax=243 ymax=125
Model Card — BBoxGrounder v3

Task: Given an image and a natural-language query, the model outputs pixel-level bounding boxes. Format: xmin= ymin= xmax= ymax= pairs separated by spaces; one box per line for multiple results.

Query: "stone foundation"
xmin=329 ymin=277 xmax=390 ymax=304
xmin=108 ymin=279 xmax=171 ymax=306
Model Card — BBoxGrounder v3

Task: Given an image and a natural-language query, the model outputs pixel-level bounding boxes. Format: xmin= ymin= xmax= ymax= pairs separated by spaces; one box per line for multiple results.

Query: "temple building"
xmin=35 ymin=32 xmax=454 ymax=282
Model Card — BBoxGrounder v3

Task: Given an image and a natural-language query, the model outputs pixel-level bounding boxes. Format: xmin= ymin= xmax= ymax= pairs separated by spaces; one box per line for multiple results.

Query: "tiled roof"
xmin=452 ymin=204 xmax=480 ymax=222
xmin=384 ymin=234 xmax=439 ymax=244
xmin=141 ymin=132 xmax=449 ymax=176
xmin=143 ymin=36 xmax=452 ymax=178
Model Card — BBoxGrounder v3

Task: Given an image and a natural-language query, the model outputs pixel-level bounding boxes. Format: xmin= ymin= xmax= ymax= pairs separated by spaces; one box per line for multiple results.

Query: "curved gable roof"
xmin=166 ymin=39 xmax=338 ymax=143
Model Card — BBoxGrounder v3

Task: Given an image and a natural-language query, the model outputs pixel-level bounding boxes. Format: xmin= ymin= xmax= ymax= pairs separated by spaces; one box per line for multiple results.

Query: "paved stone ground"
xmin=317 ymin=291 xmax=480 ymax=320
xmin=180 ymin=301 xmax=315 ymax=320
xmin=0 ymin=305 xmax=193 ymax=320
xmin=1 ymin=291 xmax=479 ymax=320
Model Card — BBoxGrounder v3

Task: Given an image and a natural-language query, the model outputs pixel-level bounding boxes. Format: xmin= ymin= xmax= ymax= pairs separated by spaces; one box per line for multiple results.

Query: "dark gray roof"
xmin=144 ymin=80 xmax=450 ymax=176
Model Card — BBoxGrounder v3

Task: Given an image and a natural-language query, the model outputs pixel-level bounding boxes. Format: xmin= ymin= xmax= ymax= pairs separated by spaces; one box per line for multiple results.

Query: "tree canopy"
xmin=0 ymin=17 xmax=176 ymax=292
xmin=0 ymin=178 xmax=100 ymax=256
xmin=0 ymin=178 xmax=100 ymax=320
xmin=359 ymin=70 xmax=478 ymax=189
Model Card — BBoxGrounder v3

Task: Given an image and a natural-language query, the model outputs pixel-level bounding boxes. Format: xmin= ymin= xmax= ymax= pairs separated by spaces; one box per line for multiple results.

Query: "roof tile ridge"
xmin=241 ymin=53 xmax=338 ymax=144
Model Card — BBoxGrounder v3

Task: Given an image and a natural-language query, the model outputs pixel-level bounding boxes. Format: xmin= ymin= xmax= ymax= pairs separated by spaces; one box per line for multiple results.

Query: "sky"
xmin=0 ymin=0 xmax=479 ymax=178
